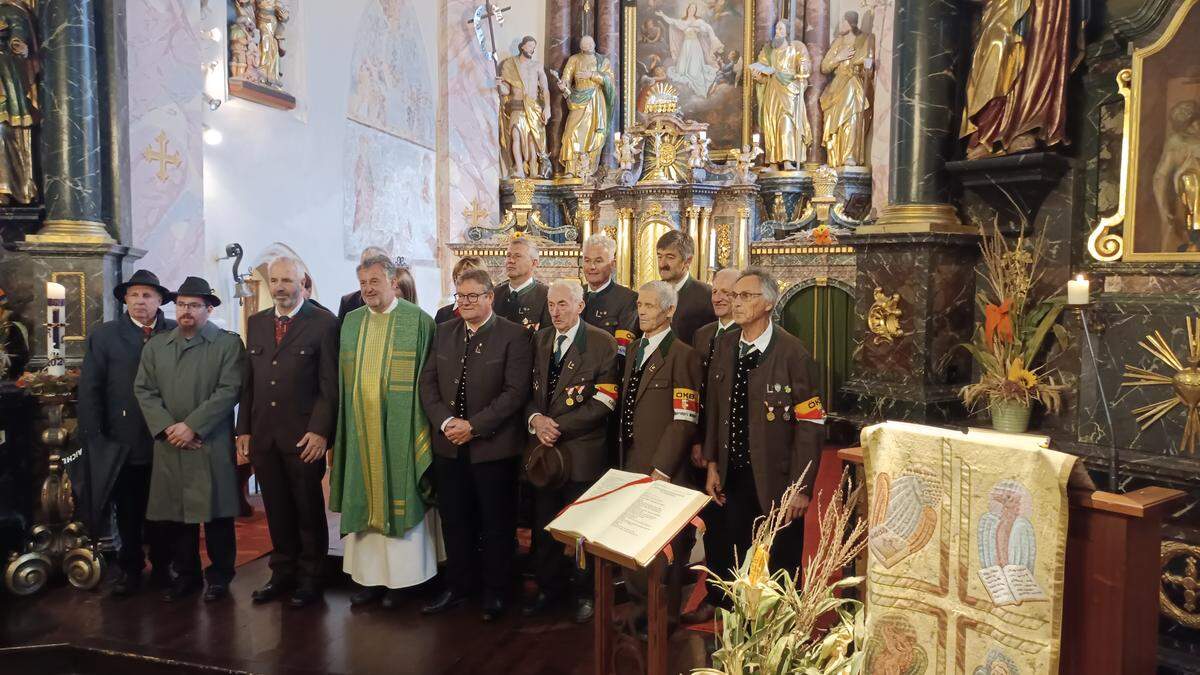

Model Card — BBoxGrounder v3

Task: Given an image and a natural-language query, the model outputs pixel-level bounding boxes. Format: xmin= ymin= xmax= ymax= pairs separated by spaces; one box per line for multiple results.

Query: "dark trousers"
xmin=706 ymin=465 xmax=804 ymax=607
xmin=532 ymin=480 xmax=593 ymax=601
xmin=111 ymin=462 xmax=170 ymax=578
xmin=252 ymin=442 xmax=329 ymax=588
xmin=167 ymin=517 xmax=237 ymax=587
xmin=434 ymin=453 xmax=517 ymax=601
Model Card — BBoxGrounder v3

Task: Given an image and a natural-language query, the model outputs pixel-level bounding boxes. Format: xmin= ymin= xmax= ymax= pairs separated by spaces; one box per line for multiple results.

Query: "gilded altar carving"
xmin=1162 ymin=540 xmax=1200 ymax=629
xmin=867 ymin=287 xmax=904 ymax=344
xmin=0 ymin=0 xmax=38 ymax=205
xmin=1121 ymin=316 xmax=1200 ymax=454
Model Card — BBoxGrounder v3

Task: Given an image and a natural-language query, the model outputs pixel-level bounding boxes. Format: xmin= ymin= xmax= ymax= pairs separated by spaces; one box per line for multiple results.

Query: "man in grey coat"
xmin=135 ymin=276 xmax=245 ymax=603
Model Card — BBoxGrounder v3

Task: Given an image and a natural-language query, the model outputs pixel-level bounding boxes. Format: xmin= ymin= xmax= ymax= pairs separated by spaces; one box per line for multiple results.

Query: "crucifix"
xmin=467 ymin=2 xmax=512 ymax=75
xmin=462 ymin=198 xmax=490 ymax=229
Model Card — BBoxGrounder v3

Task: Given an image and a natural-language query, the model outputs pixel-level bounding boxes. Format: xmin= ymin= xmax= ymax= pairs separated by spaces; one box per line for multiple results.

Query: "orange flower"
xmin=984 ymin=299 xmax=1014 ymax=344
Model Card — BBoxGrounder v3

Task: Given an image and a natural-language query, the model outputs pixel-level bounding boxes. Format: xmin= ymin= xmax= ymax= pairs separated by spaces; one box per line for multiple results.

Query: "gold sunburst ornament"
xmin=1121 ymin=317 xmax=1200 ymax=454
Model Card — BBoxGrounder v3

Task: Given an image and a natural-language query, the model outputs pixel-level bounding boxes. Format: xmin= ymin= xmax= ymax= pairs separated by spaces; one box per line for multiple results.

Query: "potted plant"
xmin=695 ymin=470 xmax=867 ymax=675
xmin=959 ymin=223 xmax=1068 ymax=433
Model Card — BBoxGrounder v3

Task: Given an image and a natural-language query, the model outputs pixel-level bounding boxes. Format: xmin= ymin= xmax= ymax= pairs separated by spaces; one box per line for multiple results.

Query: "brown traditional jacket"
xmin=703 ymin=324 xmax=824 ymax=509
xmin=618 ymin=331 xmax=702 ymax=485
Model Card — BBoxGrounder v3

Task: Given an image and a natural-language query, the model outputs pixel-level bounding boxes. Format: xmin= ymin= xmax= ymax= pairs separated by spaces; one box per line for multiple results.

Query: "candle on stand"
xmin=752 ymin=132 xmax=760 ymax=147
xmin=46 ymin=282 xmax=66 ymax=376
xmin=1067 ymin=274 xmax=1090 ymax=306
xmin=613 ymin=131 xmax=621 ymax=144
xmin=708 ymin=228 xmax=717 ymax=269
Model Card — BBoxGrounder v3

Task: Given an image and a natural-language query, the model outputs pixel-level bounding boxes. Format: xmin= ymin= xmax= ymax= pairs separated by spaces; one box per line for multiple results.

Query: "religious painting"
xmin=626 ymin=0 xmax=752 ymax=156
xmin=1091 ymin=0 xmax=1200 ymax=262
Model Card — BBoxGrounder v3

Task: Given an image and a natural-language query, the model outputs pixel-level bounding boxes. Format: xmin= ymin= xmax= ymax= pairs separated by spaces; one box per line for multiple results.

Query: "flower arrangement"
xmin=959 ymin=222 xmax=1068 ymax=418
xmin=695 ymin=469 xmax=867 ymax=675
xmin=15 ymin=367 xmax=80 ymax=396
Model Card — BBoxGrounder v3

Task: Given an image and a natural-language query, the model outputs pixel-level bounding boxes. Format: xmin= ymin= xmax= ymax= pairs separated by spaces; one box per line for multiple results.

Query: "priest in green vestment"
xmin=330 ymin=255 xmax=437 ymax=607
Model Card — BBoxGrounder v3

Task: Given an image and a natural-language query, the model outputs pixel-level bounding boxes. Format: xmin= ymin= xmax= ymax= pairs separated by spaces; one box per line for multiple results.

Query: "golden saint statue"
xmin=751 ymin=21 xmax=811 ymax=170
xmin=1153 ymin=101 xmax=1200 ymax=252
xmin=256 ymin=0 xmax=289 ymax=87
xmin=0 ymin=0 xmax=37 ymax=205
xmin=557 ymin=35 xmax=615 ymax=178
xmin=819 ymin=11 xmax=875 ymax=168
xmin=497 ymin=36 xmax=551 ymax=179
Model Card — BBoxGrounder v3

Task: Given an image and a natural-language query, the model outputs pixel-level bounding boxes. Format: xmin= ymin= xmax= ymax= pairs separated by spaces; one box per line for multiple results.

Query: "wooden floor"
xmin=0 ymin=557 xmax=605 ymax=675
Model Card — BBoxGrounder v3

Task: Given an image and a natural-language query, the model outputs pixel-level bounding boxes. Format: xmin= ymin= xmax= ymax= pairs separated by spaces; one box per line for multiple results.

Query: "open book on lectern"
xmin=546 ymin=469 xmax=710 ymax=569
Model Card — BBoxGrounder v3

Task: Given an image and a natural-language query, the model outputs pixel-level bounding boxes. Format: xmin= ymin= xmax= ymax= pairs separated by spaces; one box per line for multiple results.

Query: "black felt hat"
xmin=524 ymin=442 xmax=570 ymax=489
xmin=171 ymin=276 xmax=222 ymax=308
xmin=113 ymin=269 xmax=173 ymax=303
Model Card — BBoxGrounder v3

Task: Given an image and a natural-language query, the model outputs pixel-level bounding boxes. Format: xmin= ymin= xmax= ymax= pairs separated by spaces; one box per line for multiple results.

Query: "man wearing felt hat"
xmin=134 ymin=276 xmax=246 ymax=602
xmin=78 ymin=269 xmax=177 ymax=597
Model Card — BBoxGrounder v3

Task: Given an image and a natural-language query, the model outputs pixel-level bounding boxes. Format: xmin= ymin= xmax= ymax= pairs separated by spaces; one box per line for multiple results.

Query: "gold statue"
xmin=961 ymin=0 xmax=1069 ymax=159
xmin=750 ymin=21 xmax=811 ymax=170
xmin=556 ymin=35 xmax=615 ymax=178
xmin=0 ymin=0 xmax=37 ymax=204
xmin=497 ymin=36 xmax=551 ymax=179
xmin=820 ymin=11 xmax=875 ymax=168
xmin=1153 ymin=101 xmax=1200 ymax=252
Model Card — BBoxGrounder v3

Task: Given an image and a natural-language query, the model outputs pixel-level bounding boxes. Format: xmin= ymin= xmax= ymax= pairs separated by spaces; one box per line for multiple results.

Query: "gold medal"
xmin=767 ymin=411 xmax=776 ymax=421
xmin=566 ymin=397 xmax=575 ymax=406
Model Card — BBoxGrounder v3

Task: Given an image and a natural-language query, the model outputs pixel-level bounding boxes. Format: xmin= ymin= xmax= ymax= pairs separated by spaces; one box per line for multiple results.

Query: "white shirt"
xmin=528 ymin=320 xmax=581 ymax=430
xmin=508 ymin=276 xmax=535 ymax=294
xmin=638 ymin=327 xmax=672 ymax=369
xmin=368 ymin=297 xmax=399 ymax=315
xmin=274 ymin=301 xmax=303 ymax=319
xmin=671 ymin=274 xmax=691 ymax=293
xmin=738 ymin=322 xmax=773 ymax=356
xmin=128 ymin=314 xmax=156 ymax=330
xmin=717 ymin=317 xmax=736 ymax=332
xmin=587 ymin=278 xmax=612 ymax=294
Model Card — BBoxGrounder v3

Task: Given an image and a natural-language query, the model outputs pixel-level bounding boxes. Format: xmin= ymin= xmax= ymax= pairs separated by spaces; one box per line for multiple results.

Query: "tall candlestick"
xmin=752 ymin=132 xmax=760 ymax=146
xmin=1067 ymin=274 xmax=1089 ymax=305
xmin=46 ymin=282 xmax=66 ymax=376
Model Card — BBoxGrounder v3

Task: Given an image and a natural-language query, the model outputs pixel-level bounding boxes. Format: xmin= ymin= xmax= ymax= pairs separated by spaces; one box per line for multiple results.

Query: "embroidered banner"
xmin=860 ymin=422 xmax=1077 ymax=675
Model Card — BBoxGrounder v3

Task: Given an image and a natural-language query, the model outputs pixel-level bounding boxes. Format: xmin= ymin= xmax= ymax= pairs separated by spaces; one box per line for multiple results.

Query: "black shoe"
xmin=203 ymin=584 xmax=230 ymax=602
xmin=350 ymin=586 xmax=386 ymax=607
xmin=288 ymin=587 xmax=321 ymax=608
xmin=251 ymin=578 xmax=296 ymax=604
xmin=147 ymin=567 xmax=173 ymax=589
xmin=162 ymin=580 xmax=202 ymax=602
xmin=481 ymin=597 xmax=506 ymax=622
xmin=110 ymin=573 xmax=142 ymax=597
xmin=421 ymin=589 xmax=466 ymax=615
xmin=381 ymin=589 xmax=405 ymax=610
xmin=521 ymin=591 xmax=554 ymax=617
xmin=573 ymin=598 xmax=594 ymax=624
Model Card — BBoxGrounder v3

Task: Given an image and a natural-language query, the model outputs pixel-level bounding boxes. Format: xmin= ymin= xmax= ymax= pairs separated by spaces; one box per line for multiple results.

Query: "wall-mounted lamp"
xmin=202 ymin=27 xmax=222 ymax=42
xmin=202 ymin=124 xmax=223 ymax=146
xmin=218 ymin=243 xmax=256 ymax=301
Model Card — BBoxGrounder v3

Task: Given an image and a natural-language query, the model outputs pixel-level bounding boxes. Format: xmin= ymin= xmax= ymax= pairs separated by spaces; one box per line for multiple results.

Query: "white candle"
xmin=614 ymin=131 xmax=621 ymax=143
xmin=46 ymin=282 xmax=66 ymax=376
xmin=752 ymin=132 xmax=761 ymax=146
xmin=1067 ymin=274 xmax=1089 ymax=306
xmin=708 ymin=228 xmax=717 ymax=268
xmin=699 ymin=130 xmax=707 ymax=140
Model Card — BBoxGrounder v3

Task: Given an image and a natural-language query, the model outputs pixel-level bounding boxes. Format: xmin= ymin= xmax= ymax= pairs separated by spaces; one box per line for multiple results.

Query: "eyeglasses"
xmin=731 ymin=292 xmax=764 ymax=302
xmin=454 ymin=291 xmax=492 ymax=304
xmin=176 ymin=301 xmax=208 ymax=310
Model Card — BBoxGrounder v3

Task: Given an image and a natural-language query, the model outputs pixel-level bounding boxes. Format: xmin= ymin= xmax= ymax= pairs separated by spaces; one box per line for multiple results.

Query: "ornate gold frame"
xmin=1087 ymin=0 xmax=1200 ymax=262
xmin=622 ymin=0 xmax=755 ymax=161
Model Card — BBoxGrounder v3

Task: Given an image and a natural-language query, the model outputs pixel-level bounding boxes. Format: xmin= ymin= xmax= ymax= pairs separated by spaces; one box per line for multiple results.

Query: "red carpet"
xmin=199 ymin=494 xmax=273 ymax=569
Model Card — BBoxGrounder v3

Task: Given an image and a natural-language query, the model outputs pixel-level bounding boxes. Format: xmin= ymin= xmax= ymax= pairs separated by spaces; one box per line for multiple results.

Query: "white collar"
xmin=128 ymin=313 xmax=156 ymax=330
xmin=672 ymin=274 xmax=691 ymax=292
xmin=717 ymin=317 xmax=736 ymax=331
xmin=555 ymin=320 xmax=581 ymax=348
xmin=509 ymin=276 xmax=535 ymax=294
xmin=275 ymin=301 xmax=303 ymax=319
xmin=588 ymin=278 xmax=612 ymax=294
xmin=639 ymin=328 xmax=672 ymax=367
xmin=368 ymin=297 xmax=399 ymax=315
xmin=739 ymin=322 xmax=773 ymax=355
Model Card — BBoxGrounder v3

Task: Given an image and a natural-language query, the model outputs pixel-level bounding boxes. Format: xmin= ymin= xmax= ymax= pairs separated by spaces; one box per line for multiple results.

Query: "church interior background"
xmin=0 ymin=0 xmax=1199 ymax=672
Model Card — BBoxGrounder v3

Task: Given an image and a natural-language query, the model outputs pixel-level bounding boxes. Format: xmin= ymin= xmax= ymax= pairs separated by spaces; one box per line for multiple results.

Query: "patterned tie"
xmin=275 ymin=315 xmax=291 ymax=345
xmin=141 ymin=325 xmax=153 ymax=343
xmin=553 ymin=334 xmax=567 ymax=364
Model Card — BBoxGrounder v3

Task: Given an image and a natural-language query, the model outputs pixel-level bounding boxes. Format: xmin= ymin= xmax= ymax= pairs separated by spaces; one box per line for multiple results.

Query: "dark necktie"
xmin=632 ymin=338 xmax=649 ymax=372
xmin=141 ymin=325 xmax=153 ymax=343
xmin=455 ymin=328 xmax=477 ymax=416
xmin=275 ymin=315 xmax=291 ymax=345
xmin=553 ymin=334 xmax=567 ymax=364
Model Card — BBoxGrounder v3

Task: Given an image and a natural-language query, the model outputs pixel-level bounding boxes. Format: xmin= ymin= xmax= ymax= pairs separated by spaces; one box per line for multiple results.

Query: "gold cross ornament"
xmin=462 ymin=198 xmax=489 ymax=229
xmin=142 ymin=131 xmax=182 ymax=183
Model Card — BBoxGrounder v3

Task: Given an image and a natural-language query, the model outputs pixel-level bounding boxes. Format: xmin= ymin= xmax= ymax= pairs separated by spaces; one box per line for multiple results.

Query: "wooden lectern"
xmin=838 ymin=447 xmax=1183 ymax=675
xmin=550 ymin=533 xmax=674 ymax=675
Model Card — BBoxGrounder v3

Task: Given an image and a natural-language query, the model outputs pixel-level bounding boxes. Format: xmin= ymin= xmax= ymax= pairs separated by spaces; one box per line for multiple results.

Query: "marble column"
xmin=27 ymin=0 xmax=111 ymax=244
xmin=596 ymin=0 xmax=621 ymax=167
xmin=545 ymin=0 xmax=574 ymax=168
xmin=754 ymin=0 xmax=777 ymax=55
xmin=803 ymin=0 xmax=829 ymax=166
xmin=861 ymin=0 xmax=968 ymax=233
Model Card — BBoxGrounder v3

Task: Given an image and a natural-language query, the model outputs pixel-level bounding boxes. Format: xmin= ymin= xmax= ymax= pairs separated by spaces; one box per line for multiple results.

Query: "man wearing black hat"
xmin=135 ymin=276 xmax=245 ymax=602
xmin=79 ymin=270 xmax=177 ymax=597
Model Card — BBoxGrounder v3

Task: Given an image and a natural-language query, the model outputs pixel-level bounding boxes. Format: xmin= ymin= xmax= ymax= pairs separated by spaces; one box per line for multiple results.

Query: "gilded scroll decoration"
xmin=867 ymin=287 xmax=904 ymax=344
xmin=1120 ymin=316 xmax=1200 ymax=454
xmin=1161 ymin=540 xmax=1200 ymax=629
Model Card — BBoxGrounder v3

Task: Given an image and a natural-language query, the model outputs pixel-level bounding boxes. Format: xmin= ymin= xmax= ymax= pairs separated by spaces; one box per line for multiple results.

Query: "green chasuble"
xmin=330 ymin=299 xmax=434 ymax=536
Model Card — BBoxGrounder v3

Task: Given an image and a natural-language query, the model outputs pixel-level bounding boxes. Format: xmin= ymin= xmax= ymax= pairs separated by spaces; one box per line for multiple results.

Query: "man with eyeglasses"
xmin=420 ymin=268 xmax=533 ymax=621
xmin=492 ymin=237 xmax=551 ymax=332
xmin=521 ymin=279 xmax=619 ymax=624
xmin=78 ymin=269 xmax=176 ymax=597
xmin=617 ymin=280 xmax=702 ymax=634
xmin=329 ymin=255 xmax=439 ymax=609
xmin=134 ymin=276 xmax=245 ymax=602
xmin=655 ymin=229 xmax=714 ymax=346
xmin=702 ymin=267 xmax=824 ymax=605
